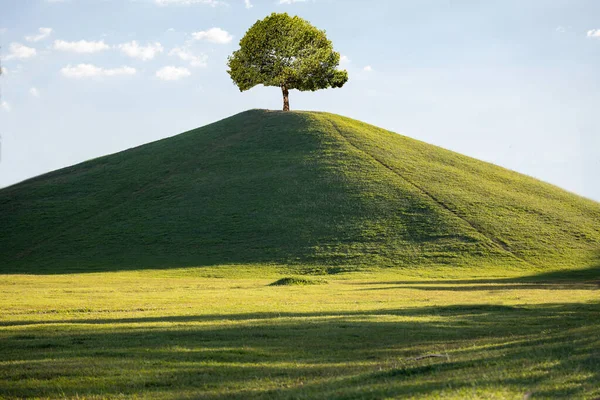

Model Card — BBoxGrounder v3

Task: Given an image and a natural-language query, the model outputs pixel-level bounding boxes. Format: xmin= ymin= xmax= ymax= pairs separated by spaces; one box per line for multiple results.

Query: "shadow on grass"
xmin=351 ymin=263 xmax=600 ymax=292
xmin=357 ymin=282 xmax=599 ymax=292
xmin=0 ymin=304 xmax=525 ymax=327
xmin=1 ymin=302 xmax=599 ymax=399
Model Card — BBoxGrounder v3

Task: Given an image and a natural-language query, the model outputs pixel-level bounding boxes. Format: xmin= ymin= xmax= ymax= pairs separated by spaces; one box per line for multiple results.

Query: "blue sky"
xmin=1 ymin=0 xmax=599 ymax=201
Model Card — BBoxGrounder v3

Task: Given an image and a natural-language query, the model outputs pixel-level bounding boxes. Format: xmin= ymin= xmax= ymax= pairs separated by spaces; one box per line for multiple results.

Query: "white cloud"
xmin=244 ymin=0 xmax=252 ymax=8
xmin=169 ymin=47 xmax=208 ymax=67
xmin=192 ymin=27 xmax=232 ymax=44
xmin=587 ymin=29 xmax=600 ymax=38
xmin=339 ymin=55 xmax=350 ymax=65
xmin=61 ymin=64 xmax=137 ymax=78
xmin=156 ymin=66 xmax=191 ymax=81
xmin=53 ymin=39 xmax=110 ymax=53
xmin=5 ymin=43 xmax=37 ymax=60
xmin=29 ymin=87 xmax=40 ymax=97
xmin=1 ymin=101 xmax=11 ymax=112
xmin=363 ymin=65 xmax=373 ymax=72
xmin=118 ymin=41 xmax=164 ymax=61
xmin=155 ymin=0 xmax=224 ymax=5
xmin=279 ymin=0 xmax=307 ymax=3
xmin=25 ymin=27 xmax=53 ymax=42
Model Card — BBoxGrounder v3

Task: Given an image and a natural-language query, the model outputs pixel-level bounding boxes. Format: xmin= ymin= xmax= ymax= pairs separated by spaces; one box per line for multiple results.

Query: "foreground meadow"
xmin=0 ymin=266 xmax=598 ymax=399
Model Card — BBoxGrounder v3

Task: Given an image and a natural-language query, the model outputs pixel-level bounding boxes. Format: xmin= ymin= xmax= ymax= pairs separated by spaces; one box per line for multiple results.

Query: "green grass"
xmin=1 ymin=109 xmax=599 ymax=273
xmin=1 ymin=110 xmax=599 ymax=397
xmin=269 ymin=276 xmax=326 ymax=286
xmin=0 ymin=266 xmax=598 ymax=399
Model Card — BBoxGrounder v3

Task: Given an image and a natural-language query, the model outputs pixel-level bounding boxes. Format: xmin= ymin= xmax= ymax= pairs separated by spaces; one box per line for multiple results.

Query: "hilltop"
xmin=1 ymin=110 xmax=599 ymax=273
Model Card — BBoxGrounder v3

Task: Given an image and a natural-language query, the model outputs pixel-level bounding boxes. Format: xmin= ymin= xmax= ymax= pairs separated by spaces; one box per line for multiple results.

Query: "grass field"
xmin=2 ymin=110 xmax=600 ymax=274
xmin=1 ymin=265 xmax=598 ymax=399
xmin=2 ymin=111 xmax=599 ymax=398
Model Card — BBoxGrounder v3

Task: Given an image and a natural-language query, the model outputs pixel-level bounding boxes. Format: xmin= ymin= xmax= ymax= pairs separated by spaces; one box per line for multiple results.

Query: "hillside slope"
xmin=1 ymin=110 xmax=599 ymax=273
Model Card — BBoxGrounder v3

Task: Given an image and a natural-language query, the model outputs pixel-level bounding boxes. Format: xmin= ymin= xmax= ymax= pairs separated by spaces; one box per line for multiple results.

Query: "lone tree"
xmin=227 ymin=13 xmax=348 ymax=111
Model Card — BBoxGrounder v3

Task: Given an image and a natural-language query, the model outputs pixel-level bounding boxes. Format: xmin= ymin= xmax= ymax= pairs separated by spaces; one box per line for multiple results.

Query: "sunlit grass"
xmin=1 ymin=266 xmax=598 ymax=399
xmin=1 ymin=109 xmax=599 ymax=398
xmin=2 ymin=111 xmax=599 ymax=274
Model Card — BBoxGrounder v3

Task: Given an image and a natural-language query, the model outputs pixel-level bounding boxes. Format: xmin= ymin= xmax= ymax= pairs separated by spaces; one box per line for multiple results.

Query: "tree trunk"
xmin=282 ymin=86 xmax=290 ymax=111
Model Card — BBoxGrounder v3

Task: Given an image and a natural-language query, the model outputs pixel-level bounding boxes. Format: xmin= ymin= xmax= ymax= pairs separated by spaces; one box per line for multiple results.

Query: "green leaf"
xmin=227 ymin=13 xmax=348 ymax=98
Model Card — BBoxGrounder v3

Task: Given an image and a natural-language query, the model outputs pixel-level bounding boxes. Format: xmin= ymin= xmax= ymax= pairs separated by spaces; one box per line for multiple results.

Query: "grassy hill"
xmin=1 ymin=109 xmax=599 ymax=273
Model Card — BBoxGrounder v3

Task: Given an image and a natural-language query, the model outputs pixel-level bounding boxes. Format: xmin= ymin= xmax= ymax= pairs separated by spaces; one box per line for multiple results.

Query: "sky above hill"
xmin=1 ymin=0 xmax=599 ymax=201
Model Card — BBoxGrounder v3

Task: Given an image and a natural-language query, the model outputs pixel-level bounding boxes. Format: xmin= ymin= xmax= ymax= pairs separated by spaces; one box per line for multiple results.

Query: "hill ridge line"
xmin=4 ymin=110 xmax=598 ymax=273
xmin=327 ymin=119 xmax=536 ymax=268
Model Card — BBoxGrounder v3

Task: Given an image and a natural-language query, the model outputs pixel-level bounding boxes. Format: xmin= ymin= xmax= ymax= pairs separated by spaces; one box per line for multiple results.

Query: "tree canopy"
xmin=227 ymin=13 xmax=348 ymax=111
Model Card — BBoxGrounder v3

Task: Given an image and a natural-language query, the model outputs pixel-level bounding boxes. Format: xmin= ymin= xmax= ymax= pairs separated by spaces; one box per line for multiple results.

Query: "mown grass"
xmin=1 ymin=265 xmax=598 ymax=399
xmin=1 ymin=110 xmax=599 ymax=398
xmin=1 ymin=110 xmax=599 ymax=274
